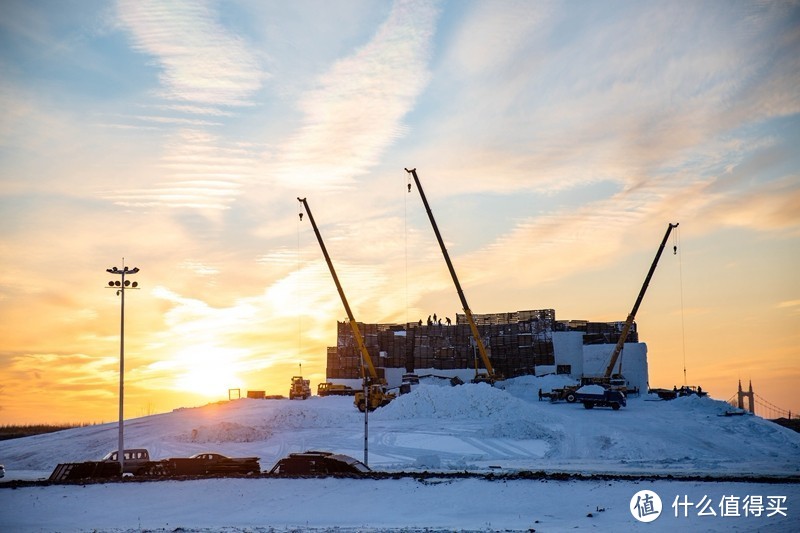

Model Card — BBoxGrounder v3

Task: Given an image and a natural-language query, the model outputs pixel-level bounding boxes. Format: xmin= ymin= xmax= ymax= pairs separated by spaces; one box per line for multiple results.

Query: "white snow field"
xmin=1 ymin=376 xmax=798 ymax=532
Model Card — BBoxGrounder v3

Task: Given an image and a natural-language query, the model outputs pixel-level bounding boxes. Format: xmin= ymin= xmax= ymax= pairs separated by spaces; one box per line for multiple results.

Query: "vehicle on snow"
xmin=50 ymin=448 xmax=157 ymax=481
xmin=269 ymin=451 xmax=371 ymax=475
xmin=574 ymin=385 xmax=627 ymax=410
xmin=289 ymin=376 xmax=311 ymax=400
xmin=101 ymin=448 xmax=155 ymax=475
xmin=317 ymin=382 xmax=357 ymax=396
xmin=165 ymin=452 xmax=260 ymax=475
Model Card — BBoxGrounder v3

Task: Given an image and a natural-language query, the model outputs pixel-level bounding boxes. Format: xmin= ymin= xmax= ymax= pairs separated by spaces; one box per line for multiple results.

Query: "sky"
xmin=0 ymin=0 xmax=798 ymax=425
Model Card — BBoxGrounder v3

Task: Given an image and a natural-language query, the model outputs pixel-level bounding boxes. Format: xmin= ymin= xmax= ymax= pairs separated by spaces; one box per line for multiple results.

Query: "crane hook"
xmin=673 ymin=245 xmax=677 ymax=255
xmin=407 ymin=182 xmax=411 ymax=193
xmin=299 ymin=213 xmax=303 ymax=221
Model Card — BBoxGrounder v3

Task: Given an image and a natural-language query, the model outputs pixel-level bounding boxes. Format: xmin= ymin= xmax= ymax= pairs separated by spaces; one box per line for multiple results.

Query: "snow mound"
xmin=576 ymin=384 xmax=606 ymax=394
xmin=260 ymin=400 xmax=361 ymax=429
xmin=176 ymin=421 xmax=270 ymax=443
xmin=376 ymin=383 xmax=529 ymax=420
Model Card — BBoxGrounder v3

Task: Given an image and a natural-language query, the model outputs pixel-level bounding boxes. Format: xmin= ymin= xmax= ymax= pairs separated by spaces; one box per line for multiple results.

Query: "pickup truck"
xmin=50 ymin=448 xmax=159 ymax=481
xmin=574 ymin=385 xmax=626 ymax=410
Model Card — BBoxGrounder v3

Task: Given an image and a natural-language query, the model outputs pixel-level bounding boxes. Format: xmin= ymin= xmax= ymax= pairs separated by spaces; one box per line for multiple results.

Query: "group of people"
xmin=419 ymin=313 xmax=452 ymax=326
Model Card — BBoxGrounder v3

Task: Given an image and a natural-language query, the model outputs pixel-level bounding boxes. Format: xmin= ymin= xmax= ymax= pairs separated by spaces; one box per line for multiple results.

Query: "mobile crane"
xmin=600 ymin=222 xmax=679 ymax=386
xmin=298 ymin=197 xmax=396 ymax=412
xmin=545 ymin=222 xmax=679 ymax=402
xmin=405 ymin=168 xmax=502 ymax=385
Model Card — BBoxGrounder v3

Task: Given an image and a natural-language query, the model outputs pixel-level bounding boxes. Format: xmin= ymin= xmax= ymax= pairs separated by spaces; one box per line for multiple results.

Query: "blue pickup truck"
xmin=575 ymin=385 xmax=626 ymax=410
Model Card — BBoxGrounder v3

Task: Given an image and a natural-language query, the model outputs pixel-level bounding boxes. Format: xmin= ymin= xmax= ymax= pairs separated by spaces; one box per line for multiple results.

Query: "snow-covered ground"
xmin=1 ymin=376 xmax=798 ymax=531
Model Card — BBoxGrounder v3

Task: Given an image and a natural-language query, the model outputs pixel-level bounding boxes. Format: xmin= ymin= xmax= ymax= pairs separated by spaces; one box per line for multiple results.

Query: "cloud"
xmin=271 ymin=0 xmax=440 ymax=188
xmin=116 ymin=0 xmax=266 ymax=107
xmin=100 ymin=128 xmax=261 ymax=210
xmin=109 ymin=1 xmax=271 ymax=210
xmin=445 ymin=0 xmax=552 ymax=78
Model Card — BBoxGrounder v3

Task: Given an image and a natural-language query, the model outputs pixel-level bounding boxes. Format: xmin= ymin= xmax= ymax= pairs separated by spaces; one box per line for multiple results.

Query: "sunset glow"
xmin=0 ymin=0 xmax=798 ymax=424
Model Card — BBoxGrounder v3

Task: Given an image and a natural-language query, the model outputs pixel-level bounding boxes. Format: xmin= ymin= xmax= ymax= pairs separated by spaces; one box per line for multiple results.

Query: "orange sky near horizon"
xmin=1 ymin=1 xmax=798 ymax=425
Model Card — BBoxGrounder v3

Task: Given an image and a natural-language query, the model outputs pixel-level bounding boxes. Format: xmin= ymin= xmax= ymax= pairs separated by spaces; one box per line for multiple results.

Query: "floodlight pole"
xmin=106 ymin=263 xmax=139 ymax=475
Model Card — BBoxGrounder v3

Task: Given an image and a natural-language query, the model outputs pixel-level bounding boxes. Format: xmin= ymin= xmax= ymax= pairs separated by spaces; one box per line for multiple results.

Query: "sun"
xmin=172 ymin=345 xmax=246 ymax=398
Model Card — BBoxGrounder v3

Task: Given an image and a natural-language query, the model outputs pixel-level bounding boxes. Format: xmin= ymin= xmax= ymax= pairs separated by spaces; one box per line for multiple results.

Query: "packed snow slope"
xmin=2 ymin=376 xmax=799 ymax=532
xmin=2 ymin=375 xmax=798 ymax=478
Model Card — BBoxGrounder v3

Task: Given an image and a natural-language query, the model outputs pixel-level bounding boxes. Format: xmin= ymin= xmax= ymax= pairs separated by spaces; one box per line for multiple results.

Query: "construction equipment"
xmin=599 ymin=222 xmax=679 ymax=385
xmin=289 ymin=376 xmax=311 ymax=400
xmin=545 ymin=223 xmax=678 ymax=402
xmin=317 ymin=381 xmax=356 ymax=396
xmin=317 ymin=382 xmax=357 ymax=397
xmin=406 ymin=168 xmax=501 ymax=385
xmin=298 ymin=197 xmax=396 ymax=412
xmin=649 ymin=385 xmax=707 ymax=401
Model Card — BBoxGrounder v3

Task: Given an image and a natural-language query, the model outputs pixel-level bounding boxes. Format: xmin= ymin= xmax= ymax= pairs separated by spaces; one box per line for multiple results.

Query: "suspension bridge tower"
xmin=737 ymin=380 xmax=755 ymax=413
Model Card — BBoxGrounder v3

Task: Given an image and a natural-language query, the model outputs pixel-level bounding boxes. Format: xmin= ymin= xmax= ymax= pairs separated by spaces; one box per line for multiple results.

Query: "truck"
xmin=317 ymin=382 xmax=357 ymax=397
xmin=574 ymin=385 xmax=627 ymax=410
xmin=50 ymin=448 xmax=163 ymax=481
xmin=289 ymin=376 xmax=311 ymax=400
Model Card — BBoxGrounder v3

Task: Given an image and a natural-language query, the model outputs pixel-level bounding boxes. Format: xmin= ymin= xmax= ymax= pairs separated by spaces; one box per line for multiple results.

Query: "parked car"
xmin=188 ymin=452 xmax=260 ymax=474
xmin=101 ymin=448 xmax=154 ymax=475
xmin=269 ymin=451 xmax=370 ymax=475
xmin=0 ymin=464 xmax=5 ymax=478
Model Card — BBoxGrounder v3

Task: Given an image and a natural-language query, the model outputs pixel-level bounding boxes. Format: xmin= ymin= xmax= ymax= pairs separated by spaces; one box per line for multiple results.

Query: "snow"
xmin=1 ymin=376 xmax=799 ymax=532
xmin=576 ymin=384 xmax=607 ymax=395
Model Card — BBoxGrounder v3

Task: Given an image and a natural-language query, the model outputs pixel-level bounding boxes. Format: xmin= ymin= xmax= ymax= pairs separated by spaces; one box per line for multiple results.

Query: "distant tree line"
xmin=0 ymin=423 xmax=99 ymax=441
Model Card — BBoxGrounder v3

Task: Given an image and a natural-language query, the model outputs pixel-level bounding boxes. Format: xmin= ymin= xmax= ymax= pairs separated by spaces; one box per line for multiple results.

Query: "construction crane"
xmin=405 ymin=168 xmax=501 ymax=385
xmin=595 ymin=222 xmax=680 ymax=390
xmin=544 ymin=222 xmax=679 ymax=403
xmin=297 ymin=197 xmax=396 ymax=412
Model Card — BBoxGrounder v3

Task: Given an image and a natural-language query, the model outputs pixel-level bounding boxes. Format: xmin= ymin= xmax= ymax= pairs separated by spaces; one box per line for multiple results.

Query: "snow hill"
xmin=2 ymin=375 xmax=798 ymax=478
xmin=1 ymin=376 xmax=799 ymax=532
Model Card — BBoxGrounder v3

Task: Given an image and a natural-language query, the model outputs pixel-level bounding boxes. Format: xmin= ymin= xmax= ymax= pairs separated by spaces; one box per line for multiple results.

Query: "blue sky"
xmin=0 ymin=0 xmax=798 ymax=423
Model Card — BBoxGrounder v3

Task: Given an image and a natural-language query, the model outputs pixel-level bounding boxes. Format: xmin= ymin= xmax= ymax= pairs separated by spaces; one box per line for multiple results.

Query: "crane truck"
xmin=546 ymin=222 xmax=679 ymax=403
xmin=298 ymin=197 xmax=396 ymax=412
xmin=406 ymin=168 xmax=502 ymax=385
xmin=596 ymin=222 xmax=679 ymax=388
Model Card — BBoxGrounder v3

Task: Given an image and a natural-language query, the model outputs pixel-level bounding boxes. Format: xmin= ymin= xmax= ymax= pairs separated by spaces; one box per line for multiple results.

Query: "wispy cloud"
xmin=271 ymin=0 xmax=440 ymax=187
xmin=100 ymin=128 xmax=261 ymax=210
xmin=116 ymin=0 xmax=266 ymax=108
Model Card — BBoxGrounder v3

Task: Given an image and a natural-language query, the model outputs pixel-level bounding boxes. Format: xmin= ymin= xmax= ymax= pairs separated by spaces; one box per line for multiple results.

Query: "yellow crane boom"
xmin=604 ymin=222 xmax=679 ymax=378
xmin=297 ymin=197 xmax=378 ymax=379
xmin=405 ymin=168 xmax=499 ymax=383
xmin=297 ymin=197 xmax=395 ymax=412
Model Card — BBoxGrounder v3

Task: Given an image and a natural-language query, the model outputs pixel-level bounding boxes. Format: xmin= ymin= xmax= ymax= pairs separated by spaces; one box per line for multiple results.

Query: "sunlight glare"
xmin=172 ymin=345 xmax=246 ymax=397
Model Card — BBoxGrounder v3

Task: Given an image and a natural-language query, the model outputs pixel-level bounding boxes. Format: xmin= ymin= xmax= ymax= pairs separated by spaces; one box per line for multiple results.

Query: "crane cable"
xmin=675 ymin=226 xmax=688 ymax=386
xmin=405 ymin=173 xmax=411 ymax=327
xmin=297 ymin=205 xmax=303 ymax=362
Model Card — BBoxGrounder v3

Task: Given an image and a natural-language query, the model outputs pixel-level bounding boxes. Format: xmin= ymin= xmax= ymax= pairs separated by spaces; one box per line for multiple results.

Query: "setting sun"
xmin=170 ymin=346 xmax=247 ymax=398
